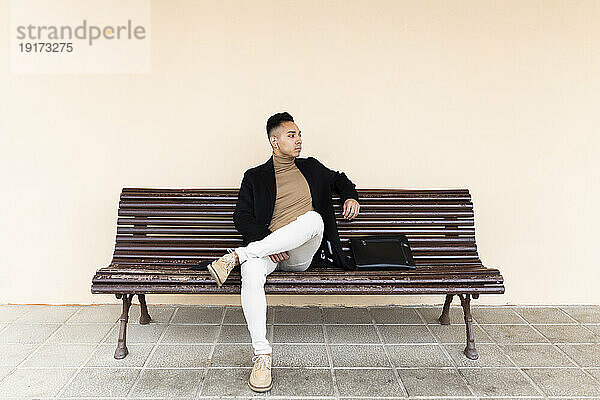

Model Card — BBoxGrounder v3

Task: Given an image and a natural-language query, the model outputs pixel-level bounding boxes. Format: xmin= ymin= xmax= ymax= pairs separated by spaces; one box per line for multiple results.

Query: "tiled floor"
xmin=0 ymin=304 xmax=599 ymax=399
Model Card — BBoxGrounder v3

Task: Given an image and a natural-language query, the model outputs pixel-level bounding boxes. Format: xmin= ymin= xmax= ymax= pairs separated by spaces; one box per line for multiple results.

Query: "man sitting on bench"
xmin=207 ymin=111 xmax=361 ymax=393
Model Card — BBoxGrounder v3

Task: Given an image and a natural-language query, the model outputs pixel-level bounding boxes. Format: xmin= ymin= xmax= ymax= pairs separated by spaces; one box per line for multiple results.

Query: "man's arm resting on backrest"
xmin=233 ymin=171 xmax=272 ymax=242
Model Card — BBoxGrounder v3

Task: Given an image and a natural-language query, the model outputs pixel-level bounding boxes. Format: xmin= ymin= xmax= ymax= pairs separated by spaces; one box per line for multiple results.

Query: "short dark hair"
xmin=266 ymin=112 xmax=294 ymax=138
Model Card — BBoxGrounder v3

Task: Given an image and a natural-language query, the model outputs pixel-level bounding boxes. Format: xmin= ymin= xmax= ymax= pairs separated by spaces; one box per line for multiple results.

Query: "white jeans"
xmin=228 ymin=210 xmax=324 ymax=355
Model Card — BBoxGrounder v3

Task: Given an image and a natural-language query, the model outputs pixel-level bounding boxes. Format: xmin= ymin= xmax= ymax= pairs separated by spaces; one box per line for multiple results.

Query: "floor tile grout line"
xmin=550 ymin=343 xmax=600 ymax=386
xmin=512 ymin=309 xmax=599 ymax=397
xmin=523 ymin=312 xmax=600 ymax=387
xmin=53 ymin=308 xmax=121 ymax=400
xmin=471 ymin=308 xmax=512 ymax=356
xmin=27 ymin=339 xmax=600 ymax=345
xmin=470 ymin=313 xmax=496 ymax=345
xmin=477 ymin=325 xmax=553 ymax=346
xmin=415 ymin=306 xmax=477 ymax=398
xmin=0 ymin=306 xmax=79 ymax=390
xmin=513 ymin=306 xmax=583 ymax=325
xmin=483 ymin=326 xmax=548 ymax=398
xmin=559 ymin=305 xmax=600 ymax=341
xmin=8 ymin=364 xmax=586 ymax=370
xmin=0 ymin=306 xmax=41 ymax=335
xmin=473 ymin=307 xmax=550 ymax=398
xmin=0 ymin=308 xmax=60 ymax=386
xmin=320 ymin=307 xmax=341 ymax=400
xmin=141 ymin=321 xmax=600 ymax=326
xmin=472 ymin=306 xmax=525 ymax=326
xmin=124 ymin=304 xmax=179 ymax=399
xmin=8 ymin=321 xmax=594 ymax=327
xmin=437 ymin=310 xmax=498 ymax=347
xmin=369 ymin=306 xmax=409 ymax=398
xmin=491 ymin=342 xmax=584 ymax=367
xmin=132 ymin=321 xmax=600 ymax=326
xmin=268 ymin=303 xmax=275 ymax=390
xmin=65 ymin=304 xmax=120 ymax=324
xmin=9 ymin=364 xmax=587 ymax=370
xmin=1 ymin=305 xmax=34 ymax=324
xmin=555 ymin=305 xmax=585 ymax=323
xmin=271 ymin=305 xmax=277 ymax=326
xmin=195 ymin=306 xmax=226 ymax=398
xmin=526 ymin=333 xmax=587 ymax=367
xmin=558 ymin=305 xmax=600 ymax=325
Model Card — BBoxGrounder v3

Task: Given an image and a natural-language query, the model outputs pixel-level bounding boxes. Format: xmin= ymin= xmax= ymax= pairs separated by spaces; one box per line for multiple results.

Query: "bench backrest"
xmin=112 ymin=188 xmax=481 ymax=269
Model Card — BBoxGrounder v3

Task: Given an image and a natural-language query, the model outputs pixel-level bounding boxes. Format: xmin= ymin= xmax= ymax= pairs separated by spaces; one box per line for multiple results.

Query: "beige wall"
xmin=1 ymin=0 xmax=598 ymax=306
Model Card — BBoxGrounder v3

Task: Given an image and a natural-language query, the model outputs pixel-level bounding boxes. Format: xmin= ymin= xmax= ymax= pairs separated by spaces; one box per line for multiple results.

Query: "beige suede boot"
xmin=206 ymin=251 xmax=239 ymax=287
xmin=248 ymin=353 xmax=272 ymax=392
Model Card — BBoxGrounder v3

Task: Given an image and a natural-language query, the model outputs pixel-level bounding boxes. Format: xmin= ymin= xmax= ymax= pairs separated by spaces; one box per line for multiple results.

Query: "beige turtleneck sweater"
xmin=268 ymin=153 xmax=314 ymax=232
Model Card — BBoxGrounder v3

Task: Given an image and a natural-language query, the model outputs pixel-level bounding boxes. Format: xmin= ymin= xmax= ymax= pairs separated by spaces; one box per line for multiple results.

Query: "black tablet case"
xmin=349 ymin=234 xmax=416 ymax=270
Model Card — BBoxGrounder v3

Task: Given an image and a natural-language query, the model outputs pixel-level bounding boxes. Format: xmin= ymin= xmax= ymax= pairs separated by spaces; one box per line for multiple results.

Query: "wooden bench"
xmin=91 ymin=187 xmax=504 ymax=360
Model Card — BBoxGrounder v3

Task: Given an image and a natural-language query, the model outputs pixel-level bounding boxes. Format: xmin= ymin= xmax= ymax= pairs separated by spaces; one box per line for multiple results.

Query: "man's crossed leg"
xmin=236 ymin=210 xmax=324 ymax=355
xmin=207 ymin=210 xmax=324 ymax=286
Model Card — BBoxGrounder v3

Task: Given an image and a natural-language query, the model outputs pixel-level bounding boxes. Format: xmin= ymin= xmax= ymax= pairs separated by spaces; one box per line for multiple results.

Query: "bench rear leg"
xmin=137 ymin=294 xmax=152 ymax=325
xmin=114 ymin=293 xmax=133 ymax=359
xmin=439 ymin=294 xmax=453 ymax=325
xmin=458 ymin=293 xmax=478 ymax=360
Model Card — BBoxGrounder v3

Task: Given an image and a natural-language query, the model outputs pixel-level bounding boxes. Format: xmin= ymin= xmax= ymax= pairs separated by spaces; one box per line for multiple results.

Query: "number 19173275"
xmin=19 ymin=42 xmax=73 ymax=52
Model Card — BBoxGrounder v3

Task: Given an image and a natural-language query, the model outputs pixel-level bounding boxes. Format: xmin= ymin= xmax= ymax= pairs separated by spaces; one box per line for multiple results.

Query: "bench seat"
xmin=92 ymin=265 xmax=503 ymax=295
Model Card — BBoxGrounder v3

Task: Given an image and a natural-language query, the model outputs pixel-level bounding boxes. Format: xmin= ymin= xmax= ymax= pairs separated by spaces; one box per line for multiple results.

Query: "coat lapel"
xmin=259 ymin=155 xmax=276 ymax=220
xmin=260 ymin=155 xmax=276 ymax=203
xmin=294 ymin=157 xmax=314 ymax=203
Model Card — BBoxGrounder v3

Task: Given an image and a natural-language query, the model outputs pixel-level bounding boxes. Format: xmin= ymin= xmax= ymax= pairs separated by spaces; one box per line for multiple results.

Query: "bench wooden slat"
xmin=119 ymin=200 xmax=476 ymax=208
xmin=114 ymin=245 xmax=478 ymax=255
xmin=95 ymin=264 xmax=499 ymax=275
xmin=110 ymin=252 xmax=481 ymax=262
xmin=116 ymin=215 xmax=475 ymax=225
xmin=115 ymin=228 xmax=475 ymax=235
xmin=98 ymin=264 xmax=500 ymax=275
xmin=113 ymin=236 xmax=476 ymax=244
xmin=118 ymin=206 xmax=473 ymax=217
xmin=113 ymin=245 xmax=478 ymax=255
xmin=117 ymin=218 xmax=474 ymax=229
xmin=120 ymin=187 xmax=470 ymax=195
xmin=119 ymin=204 xmax=475 ymax=211
xmin=109 ymin=258 xmax=487 ymax=266
xmin=116 ymin=231 xmax=475 ymax=240
xmin=93 ymin=273 xmax=502 ymax=285
xmin=91 ymin=283 xmax=503 ymax=295
xmin=116 ymin=236 xmax=477 ymax=245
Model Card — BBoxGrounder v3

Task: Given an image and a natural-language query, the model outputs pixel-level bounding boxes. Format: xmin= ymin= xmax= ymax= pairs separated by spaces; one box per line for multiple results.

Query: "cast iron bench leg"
xmin=114 ymin=293 xmax=133 ymax=359
xmin=458 ymin=293 xmax=478 ymax=360
xmin=439 ymin=294 xmax=453 ymax=325
xmin=138 ymin=294 xmax=152 ymax=325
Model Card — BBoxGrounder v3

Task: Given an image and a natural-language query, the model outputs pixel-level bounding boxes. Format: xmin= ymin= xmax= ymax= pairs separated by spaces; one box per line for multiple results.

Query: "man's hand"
xmin=269 ymin=251 xmax=289 ymax=263
xmin=342 ymin=198 xmax=360 ymax=220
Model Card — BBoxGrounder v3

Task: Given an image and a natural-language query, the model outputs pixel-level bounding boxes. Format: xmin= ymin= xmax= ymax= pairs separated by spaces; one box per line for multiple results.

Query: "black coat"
xmin=233 ymin=154 xmax=359 ymax=269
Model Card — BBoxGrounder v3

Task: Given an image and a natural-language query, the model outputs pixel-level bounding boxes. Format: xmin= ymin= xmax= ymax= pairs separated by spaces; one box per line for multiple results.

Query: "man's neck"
xmin=273 ymin=151 xmax=295 ymax=160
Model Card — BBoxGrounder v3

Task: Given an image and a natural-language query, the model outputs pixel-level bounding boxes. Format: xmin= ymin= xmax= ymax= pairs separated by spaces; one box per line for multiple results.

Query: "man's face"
xmin=273 ymin=121 xmax=302 ymax=157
